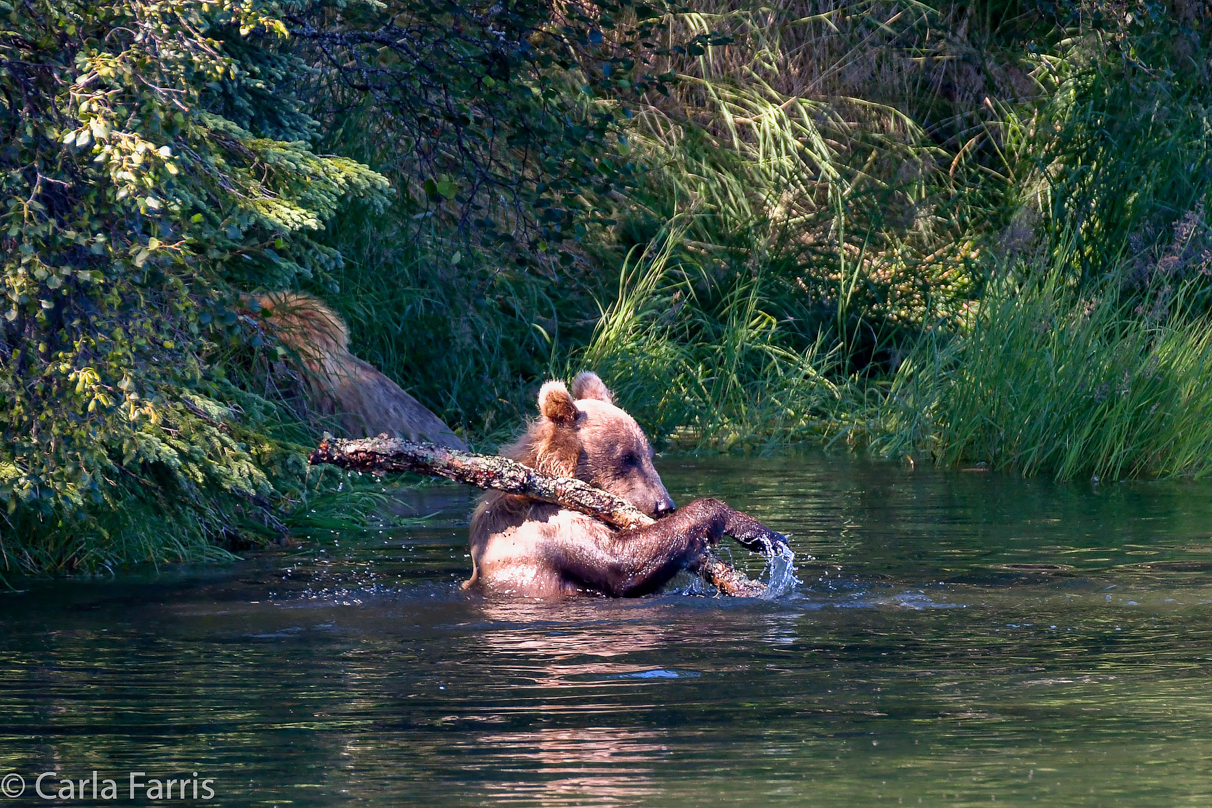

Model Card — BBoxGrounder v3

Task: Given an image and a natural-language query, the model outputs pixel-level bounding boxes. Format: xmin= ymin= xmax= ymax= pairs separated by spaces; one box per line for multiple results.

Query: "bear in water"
xmin=467 ymin=371 xmax=779 ymax=597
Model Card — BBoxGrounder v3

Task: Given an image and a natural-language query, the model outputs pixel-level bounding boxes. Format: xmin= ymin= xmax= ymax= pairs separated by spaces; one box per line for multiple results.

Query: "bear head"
xmin=511 ymin=371 xmax=675 ymax=517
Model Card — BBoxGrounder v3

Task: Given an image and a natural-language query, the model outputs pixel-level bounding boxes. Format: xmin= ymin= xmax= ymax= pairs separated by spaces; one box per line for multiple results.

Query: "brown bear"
xmin=466 ymin=371 xmax=780 ymax=597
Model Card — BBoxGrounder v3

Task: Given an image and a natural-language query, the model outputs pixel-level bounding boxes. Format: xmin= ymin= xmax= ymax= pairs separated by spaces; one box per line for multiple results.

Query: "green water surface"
xmin=4 ymin=452 xmax=1212 ymax=806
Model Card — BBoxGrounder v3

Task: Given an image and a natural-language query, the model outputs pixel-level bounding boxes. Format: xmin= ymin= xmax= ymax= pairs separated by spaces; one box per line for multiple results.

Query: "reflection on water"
xmin=471 ymin=600 xmax=690 ymax=806
xmin=5 ymin=450 xmax=1212 ymax=806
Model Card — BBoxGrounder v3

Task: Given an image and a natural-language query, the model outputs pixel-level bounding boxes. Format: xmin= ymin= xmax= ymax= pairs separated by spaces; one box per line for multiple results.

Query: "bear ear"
xmin=571 ymin=371 xmax=613 ymax=404
xmin=538 ymin=380 xmax=578 ymax=425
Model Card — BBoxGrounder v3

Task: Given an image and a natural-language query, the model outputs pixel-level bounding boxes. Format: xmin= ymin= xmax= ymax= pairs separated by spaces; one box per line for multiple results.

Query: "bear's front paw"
xmin=723 ymin=512 xmax=790 ymax=556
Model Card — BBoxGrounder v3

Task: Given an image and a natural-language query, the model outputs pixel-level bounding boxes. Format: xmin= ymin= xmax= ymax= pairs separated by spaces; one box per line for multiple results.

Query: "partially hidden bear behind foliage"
xmin=467 ymin=372 xmax=781 ymax=597
xmin=253 ymin=292 xmax=466 ymax=450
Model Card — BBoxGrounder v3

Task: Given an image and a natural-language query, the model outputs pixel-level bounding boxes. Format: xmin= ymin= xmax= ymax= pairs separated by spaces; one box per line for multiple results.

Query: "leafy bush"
xmin=296 ymin=0 xmax=681 ymax=268
xmin=0 ymin=0 xmax=386 ymax=572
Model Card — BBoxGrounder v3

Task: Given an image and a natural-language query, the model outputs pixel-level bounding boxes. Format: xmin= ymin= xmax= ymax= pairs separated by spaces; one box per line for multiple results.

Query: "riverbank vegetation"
xmin=2 ymin=0 xmax=1209 ymax=573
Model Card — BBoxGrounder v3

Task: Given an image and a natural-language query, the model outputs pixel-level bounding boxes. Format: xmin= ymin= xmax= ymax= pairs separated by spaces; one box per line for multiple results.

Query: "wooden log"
xmin=309 ymin=434 xmax=783 ymax=597
xmin=695 ymin=556 xmax=767 ymax=598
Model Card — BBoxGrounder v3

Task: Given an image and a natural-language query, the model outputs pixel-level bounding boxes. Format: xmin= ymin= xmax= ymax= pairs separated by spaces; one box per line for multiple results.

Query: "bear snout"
xmin=653 ymin=496 xmax=676 ymax=517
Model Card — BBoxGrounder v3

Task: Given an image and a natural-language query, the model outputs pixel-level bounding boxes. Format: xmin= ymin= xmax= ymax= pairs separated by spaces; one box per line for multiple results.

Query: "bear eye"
xmin=622 ymin=452 xmax=639 ymax=467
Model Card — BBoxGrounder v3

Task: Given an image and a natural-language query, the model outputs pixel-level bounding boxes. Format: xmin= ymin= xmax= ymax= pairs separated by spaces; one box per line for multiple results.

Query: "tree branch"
xmin=309 ymin=434 xmax=784 ymax=597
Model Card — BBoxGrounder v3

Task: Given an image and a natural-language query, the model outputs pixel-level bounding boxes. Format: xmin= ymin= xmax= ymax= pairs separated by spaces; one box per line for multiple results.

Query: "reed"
xmin=583 ymin=222 xmax=861 ymax=449
xmin=874 ymin=248 xmax=1212 ymax=480
xmin=322 ymin=0 xmax=1211 ymax=478
xmin=620 ymin=1 xmax=987 ymax=356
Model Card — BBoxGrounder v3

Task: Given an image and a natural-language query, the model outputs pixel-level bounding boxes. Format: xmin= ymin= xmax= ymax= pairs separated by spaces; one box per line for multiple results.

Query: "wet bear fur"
xmin=467 ymin=371 xmax=772 ymax=597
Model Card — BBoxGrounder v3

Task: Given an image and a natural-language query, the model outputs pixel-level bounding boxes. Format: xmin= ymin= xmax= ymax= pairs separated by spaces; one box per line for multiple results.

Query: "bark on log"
xmin=309 ymin=434 xmax=781 ymax=597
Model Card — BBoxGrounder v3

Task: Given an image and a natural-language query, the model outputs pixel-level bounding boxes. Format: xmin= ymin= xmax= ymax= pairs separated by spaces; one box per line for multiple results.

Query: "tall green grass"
xmin=875 ymin=258 xmax=1212 ymax=480
xmin=583 ymin=222 xmax=862 ymax=448
xmin=619 ymin=1 xmax=987 ymax=359
xmin=851 ymin=4 xmax=1212 ymax=480
xmin=577 ymin=1 xmax=1024 ymax=450
xmin=1020 ymin=12 xmax=1212 ymax=283
xmin=311 ymin=0 xmax=1212 ymax=485
xmin=582 ymin=1 xmax=1212 ymax=479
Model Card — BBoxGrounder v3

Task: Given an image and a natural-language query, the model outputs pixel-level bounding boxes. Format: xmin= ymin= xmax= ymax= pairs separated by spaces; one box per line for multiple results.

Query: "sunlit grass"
xmin=874 ymin=259 xmax=1212 ymax=480
xmin=583 ymin=222 xmax=862 ymax=449
xmin=312 ymin=0 xmax=1212 ymax=485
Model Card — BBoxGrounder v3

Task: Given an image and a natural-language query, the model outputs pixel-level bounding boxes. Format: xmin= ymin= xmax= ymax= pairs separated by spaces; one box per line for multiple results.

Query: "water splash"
xmin=761 ymin=542 xmax=801 ymax=599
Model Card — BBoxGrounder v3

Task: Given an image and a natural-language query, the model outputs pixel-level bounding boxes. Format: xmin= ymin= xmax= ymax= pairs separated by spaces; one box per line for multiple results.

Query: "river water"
xmin=4 ymin=451 xmax=1212 ymax=806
